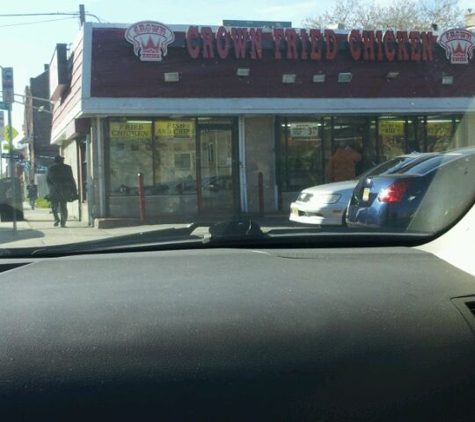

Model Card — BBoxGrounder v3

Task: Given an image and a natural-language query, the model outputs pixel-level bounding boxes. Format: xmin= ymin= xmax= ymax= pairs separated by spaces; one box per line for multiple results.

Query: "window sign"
xmin=155 ymin=121 xmax=195 ymax=139
xmin=289 ymin=123 xmax=320 ymax=138
xmin=427 ymin=122 xmax=452 ymax=137
xmin=109 ymin=122 xmax=152 ymax=140
xmin=379 ymin=121 xmax=405 ymax=136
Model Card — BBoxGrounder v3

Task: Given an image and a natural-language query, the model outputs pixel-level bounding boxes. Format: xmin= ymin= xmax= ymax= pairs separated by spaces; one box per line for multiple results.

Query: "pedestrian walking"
xmin=46 ymin=156 xmax=78 ymax=227
xmin=26 ymin=180 xmax=38 ymax=210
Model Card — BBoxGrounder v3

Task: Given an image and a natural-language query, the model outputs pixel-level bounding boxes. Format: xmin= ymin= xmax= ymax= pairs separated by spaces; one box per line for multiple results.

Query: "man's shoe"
xmin=54 ymin=221 xmax=60 ymax=227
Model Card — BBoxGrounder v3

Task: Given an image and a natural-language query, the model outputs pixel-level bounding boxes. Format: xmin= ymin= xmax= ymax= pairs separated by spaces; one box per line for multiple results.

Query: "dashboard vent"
xmin=466 ymin=301 xmax=475 ymax=317
xmin=452 ymin=297 xmax=475 ymax=338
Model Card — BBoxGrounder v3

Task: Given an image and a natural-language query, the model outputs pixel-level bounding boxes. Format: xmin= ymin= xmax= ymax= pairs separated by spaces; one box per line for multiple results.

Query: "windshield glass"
xmin=359 ymin=155 xmax=434 ymax=178
xmin=0 ymin=1 xmax=474 ymax=253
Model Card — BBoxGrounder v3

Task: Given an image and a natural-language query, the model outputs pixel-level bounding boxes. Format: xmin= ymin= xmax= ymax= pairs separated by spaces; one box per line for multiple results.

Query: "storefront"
xmin=106 ymin=117 xmax=240 ymax=218
xmin=49 ymin=21 xmax=475 ymax=223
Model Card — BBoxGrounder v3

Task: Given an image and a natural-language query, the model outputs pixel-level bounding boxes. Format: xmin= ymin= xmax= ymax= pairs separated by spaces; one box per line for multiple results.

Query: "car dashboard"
xmin=1 ymin=208 xmax=475 ymax=422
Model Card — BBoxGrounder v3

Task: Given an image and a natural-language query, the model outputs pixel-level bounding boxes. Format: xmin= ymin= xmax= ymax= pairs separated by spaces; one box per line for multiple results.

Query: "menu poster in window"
xmin=109 ymin=122 xmax=152 ymax=140
xmin=379 ymin=121 xmax=405 ymax=136
xmin=427 ymin=122 xmax=452 ymax=138
xmin=155 ymin=121 xmax=195 ymax=139
xmin=289 ymin=123 xmax=320 ymax=139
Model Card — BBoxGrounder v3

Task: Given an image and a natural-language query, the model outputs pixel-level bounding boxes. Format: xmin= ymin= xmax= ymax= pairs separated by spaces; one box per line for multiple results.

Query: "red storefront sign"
xmin=186 ymin=27 xmax=435 ymax=62
xmin=124 ymin=22 xmax=475 ymax=65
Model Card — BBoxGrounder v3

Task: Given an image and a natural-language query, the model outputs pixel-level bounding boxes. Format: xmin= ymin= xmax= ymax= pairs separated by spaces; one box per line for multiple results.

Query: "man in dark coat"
xmin=26 ymin=180 xmax=38 ymax=210
xmin=46 ymin=155 xmax=78 ymax=227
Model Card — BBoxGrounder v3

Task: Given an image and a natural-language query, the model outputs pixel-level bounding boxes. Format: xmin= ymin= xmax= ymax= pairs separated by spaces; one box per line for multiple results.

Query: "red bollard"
xmin=138 ymin=173 xmax=146 ymax=223
xmin=258 ymin=172 xmax=264 ymax=215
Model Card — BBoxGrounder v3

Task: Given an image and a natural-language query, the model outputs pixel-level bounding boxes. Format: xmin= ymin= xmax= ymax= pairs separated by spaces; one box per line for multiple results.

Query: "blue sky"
xmin=1 ymin=0 xmax=328 ymax=136
xmin=0 ymin=0 xmax=472 ymax=138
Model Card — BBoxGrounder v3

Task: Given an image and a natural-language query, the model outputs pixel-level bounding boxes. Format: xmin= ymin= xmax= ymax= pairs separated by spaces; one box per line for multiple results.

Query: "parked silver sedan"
xmin=289 ymin=153 xmax=439 ymax=226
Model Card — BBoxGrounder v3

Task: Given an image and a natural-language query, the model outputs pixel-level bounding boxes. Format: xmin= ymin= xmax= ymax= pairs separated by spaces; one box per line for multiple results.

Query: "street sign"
xmin=0 ymin=101 xmax=10 ymax=110
xmin=0 ymin=112 xmax=3 ymax=142
xmin=1 ymin=67 xmax=14 ymax=105
xmin=1 ymin=152 xmax=21 ymax=160
xmin=4 ymin=125 xmax=18 ymax=141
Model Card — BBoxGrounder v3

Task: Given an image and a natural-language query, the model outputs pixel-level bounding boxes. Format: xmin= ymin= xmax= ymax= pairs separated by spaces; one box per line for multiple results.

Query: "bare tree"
xmin=303 ymin=0 xmax=464 ymax=31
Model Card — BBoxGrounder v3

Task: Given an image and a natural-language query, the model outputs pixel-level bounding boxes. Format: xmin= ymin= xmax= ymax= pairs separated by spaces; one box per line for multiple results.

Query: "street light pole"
xmin=2 ymin=66 xmax=17 ymax=233
xmin=7 ymin=103 xmax=16 ymax=232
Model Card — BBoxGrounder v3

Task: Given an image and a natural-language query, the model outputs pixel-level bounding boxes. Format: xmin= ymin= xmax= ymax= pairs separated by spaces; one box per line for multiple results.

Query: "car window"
xmin=400 ymin=154 xmax=462 ymax=175
xmin=0 ymin=1 xmax=474 ymax=253
xmin=361 ymin=156 xmax=427 ymax=178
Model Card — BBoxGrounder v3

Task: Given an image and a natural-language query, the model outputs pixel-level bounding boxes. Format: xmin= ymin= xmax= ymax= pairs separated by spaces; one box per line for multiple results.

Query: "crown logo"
xmin=125 ymin=21 xmax=175 ymax=62
xmin=438 ymin=28 xmax=475 ymax=64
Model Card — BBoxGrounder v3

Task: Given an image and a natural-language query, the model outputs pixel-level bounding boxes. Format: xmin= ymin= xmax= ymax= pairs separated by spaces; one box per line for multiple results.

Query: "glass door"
xmin=197 ymin=120 xmax=239 ymax=216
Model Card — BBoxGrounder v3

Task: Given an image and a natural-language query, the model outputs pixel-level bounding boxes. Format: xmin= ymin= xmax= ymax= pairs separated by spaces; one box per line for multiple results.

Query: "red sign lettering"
xmin=250 ymin=28 xmax=262 ymax=59
xmin=325 ymin=29 xmax=337 ymax=60
xmin=363 ymin=30 xmax=375 ymax=61
xmin=186 ymin=26 xmax=200 ymax=59
xmin=285 ymin=29 xmax=299 ymax=59
xmin=231 ymin=28 xmax=248 ymax=59
xmin=384 ymin=30 xmax=396 ymax=62
xmin=396 ymin=31 xmax=409 ymax=61
xmin=201 ymin=27 xmax=214 ymax=59
xmin=184 ymin=26 xmax=436 ymax=63
xmin=348 ymin=30 xmax=362 ymax=60
xmin=310 ymin=29 xmax=323 ymax=60
xmin=273 ymin=28 xmax=285 ymax=59
xmin=216 ymin=26 xmax=229 ymax=59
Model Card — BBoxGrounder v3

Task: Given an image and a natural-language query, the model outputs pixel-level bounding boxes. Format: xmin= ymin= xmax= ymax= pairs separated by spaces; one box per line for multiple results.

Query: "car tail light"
xmin=378 ymin=181 xmax=410 ymax=203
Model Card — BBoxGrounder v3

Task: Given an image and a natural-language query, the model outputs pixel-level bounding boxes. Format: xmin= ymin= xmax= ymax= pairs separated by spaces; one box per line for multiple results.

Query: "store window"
xmin=154 ymin=119 xmax=196 ymax=195
xmin=330 ymin=117 xmax=372 ymax=180
xmin=425 ymin=115 xmax=459 ymax=152
xmin=108 ymin=118 xmax=196 ymax=196
xmin=378 ymin=117 xmax=407 ymax=160
xmin=279 ymin=117 xmax=324 ymax=192
xmin=109 ymin=119 xmax=153 ymax=195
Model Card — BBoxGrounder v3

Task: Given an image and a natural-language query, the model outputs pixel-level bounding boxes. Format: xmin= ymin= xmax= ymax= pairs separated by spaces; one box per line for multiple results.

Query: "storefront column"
xmin=244 ymin=116 xmax=277 ymax=214
xmin=238 ymin=117 xmax=248 ymax=213
xmin=86 ymin=133 xmax=94 ymax=225
xmin=91 ymin=117 xmax=107 ymax=218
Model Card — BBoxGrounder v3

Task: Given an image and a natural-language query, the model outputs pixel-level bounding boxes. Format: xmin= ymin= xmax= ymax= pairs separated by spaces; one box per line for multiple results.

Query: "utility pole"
xmin=1 ymin=67 xmax=16 ymax=233
xmin=79 ymin=4 xmax=86 ymax=25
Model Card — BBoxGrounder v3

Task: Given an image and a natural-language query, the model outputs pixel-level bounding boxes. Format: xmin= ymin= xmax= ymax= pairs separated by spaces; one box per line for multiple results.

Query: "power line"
xmin=0 ymin=16 xmax=76 ymax=29
xmin=0 ymin=12 xmax=79 ymax=17
xmin=0 ymin=11 xmax=102 ymax=23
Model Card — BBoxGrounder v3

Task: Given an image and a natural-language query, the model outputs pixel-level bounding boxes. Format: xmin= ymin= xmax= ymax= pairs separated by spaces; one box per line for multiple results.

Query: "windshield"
xmin=358 ymin=154 xmax=436 ymax=179
xmin=1 ymin=1 xmax=475 ymax=253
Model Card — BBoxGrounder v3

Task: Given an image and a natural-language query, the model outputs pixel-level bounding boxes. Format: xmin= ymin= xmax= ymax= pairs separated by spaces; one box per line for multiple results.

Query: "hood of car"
xmin=301 ymin=180 xmax=358 ymax=195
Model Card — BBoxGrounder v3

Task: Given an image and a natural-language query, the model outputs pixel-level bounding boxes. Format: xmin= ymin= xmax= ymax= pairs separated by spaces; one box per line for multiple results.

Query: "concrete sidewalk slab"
xmin=0 ymin=203 xmax=297 ymax=249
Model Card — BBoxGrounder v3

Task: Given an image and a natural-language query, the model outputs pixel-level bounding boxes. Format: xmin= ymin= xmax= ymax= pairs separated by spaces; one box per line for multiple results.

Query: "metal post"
xmin=0 ymin=113 xmax=3 ymax=178
xmin=258 ymin=172 xmax=264 ymax=216
xmin=138 ymin=172 xmax=146 ymax=223
xmin=7 ymin=106 xmax=16 ymax=232
xmin=2 ymin=66 xmax=16 ymax=232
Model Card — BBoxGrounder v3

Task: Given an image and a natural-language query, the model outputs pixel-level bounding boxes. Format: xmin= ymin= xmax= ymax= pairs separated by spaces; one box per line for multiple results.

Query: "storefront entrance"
xmin=196 ymin=119 xmax=240 ymax=217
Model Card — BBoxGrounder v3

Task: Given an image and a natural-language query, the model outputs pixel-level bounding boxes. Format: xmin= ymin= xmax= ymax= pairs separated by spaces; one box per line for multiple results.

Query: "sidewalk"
xmin=0 ymin=204 xmax=186 ymax=248
xmin=0 ymin=203 xmax=296 ymax=248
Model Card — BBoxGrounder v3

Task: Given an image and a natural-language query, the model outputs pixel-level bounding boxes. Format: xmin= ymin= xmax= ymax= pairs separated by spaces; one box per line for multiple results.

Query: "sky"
xmin=1 ymin=0 xmax=473 ymax=141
